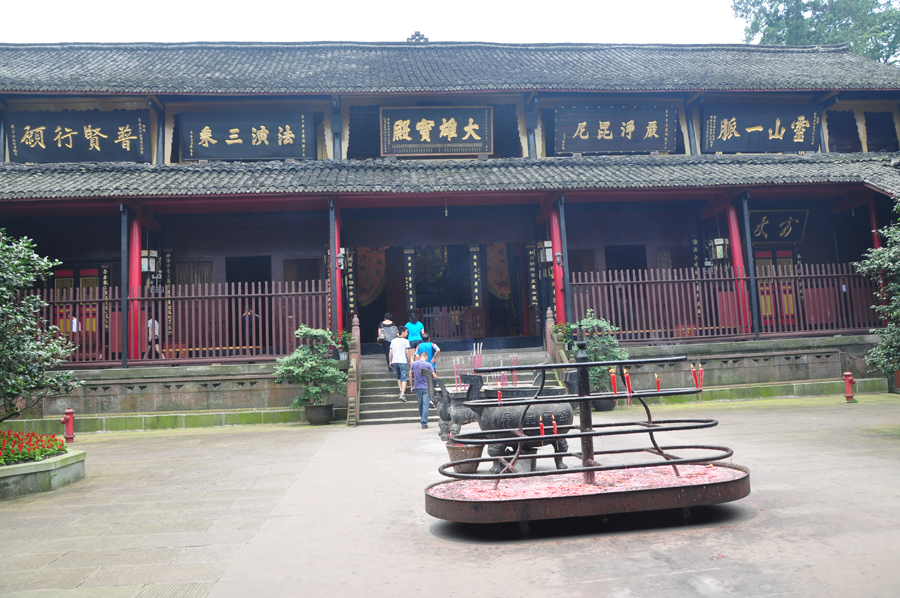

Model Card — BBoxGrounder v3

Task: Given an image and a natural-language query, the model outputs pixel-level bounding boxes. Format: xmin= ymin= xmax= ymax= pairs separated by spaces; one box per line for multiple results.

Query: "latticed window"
xmin=567 ymin=249 xmax=596 ymax=273
xmin=174 ymin=261 xmax=214 ymax=286
xmin=284 ymin=258 xmax=324 ymax=286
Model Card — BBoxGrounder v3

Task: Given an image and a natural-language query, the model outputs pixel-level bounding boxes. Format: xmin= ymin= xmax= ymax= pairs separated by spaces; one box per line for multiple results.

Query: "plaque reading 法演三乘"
xmin=380 ymin=107 xmax=493 ymax=156
xmin=177 ymin=112 xmax=317 ymax=161
xmin=700 ymin=105 xmax=821 ymax=153
xmin=555 ymin=106 xmax=677 ymax=154
xmin=5 ymin=110 xmax=151 ymax=163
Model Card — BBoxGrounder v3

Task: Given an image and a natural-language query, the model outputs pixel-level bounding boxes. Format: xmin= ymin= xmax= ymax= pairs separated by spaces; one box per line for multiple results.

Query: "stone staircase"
xmin=356 ymin=347 xmax=554 ymax=425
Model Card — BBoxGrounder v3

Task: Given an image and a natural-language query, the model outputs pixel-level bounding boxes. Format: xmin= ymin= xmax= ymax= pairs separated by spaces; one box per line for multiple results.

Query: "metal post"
xmin=558 ymin=195 xmax=573 ymax=323
xmin=149 ymin=99 xmax=165 ymax=165
xmin=575 ymin=341 xmax=595 ymax=485
xmin=331 ymin=97 xmax=343 ymax=161
xmin=525 ymin=111 xmax=538 ymax=159
xmin=0 ymin=109 xmax=6 ymax=162
xmin=739 ymin=192 xmax=760 ymax=340
xmin=329 ymin=199 xmax=337 ymax=335
xmin=119 ymin=204 xmax=129 ymax=368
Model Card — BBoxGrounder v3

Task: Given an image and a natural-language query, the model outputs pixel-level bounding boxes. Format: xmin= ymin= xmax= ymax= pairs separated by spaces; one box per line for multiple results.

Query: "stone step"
xmin=357 ymin=413 xmax=441 ymax=425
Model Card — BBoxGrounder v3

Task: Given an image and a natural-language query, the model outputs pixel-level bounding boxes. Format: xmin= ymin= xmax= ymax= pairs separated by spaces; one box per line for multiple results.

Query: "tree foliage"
xmin=856 ymin=217 xmax=900 ymax=374
xmin=732 ymin=0 xmax=900 ymax=64
xmin=274 ymin=325 xmax=347 ymax=406
xmin=0 ymin=230 xmax=81 ymax=423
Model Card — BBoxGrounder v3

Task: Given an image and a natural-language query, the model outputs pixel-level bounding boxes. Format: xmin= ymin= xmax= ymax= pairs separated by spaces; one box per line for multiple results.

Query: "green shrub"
xmin=578 ymin=309 xmax=628 ymax=391
xmin=274 ymin=326 xmax=348 ymax=407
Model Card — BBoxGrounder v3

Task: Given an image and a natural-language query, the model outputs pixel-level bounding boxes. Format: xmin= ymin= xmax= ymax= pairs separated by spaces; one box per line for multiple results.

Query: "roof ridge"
xmin=0 ymin=41 xmax=852 ymax=53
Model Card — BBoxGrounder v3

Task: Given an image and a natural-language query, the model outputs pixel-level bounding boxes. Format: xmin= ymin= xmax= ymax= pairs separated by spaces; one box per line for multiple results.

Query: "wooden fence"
xmin=33 ymin=281 xmax=329 ymax=366
xmin=571 ymin=263 xmax=879 ymax=343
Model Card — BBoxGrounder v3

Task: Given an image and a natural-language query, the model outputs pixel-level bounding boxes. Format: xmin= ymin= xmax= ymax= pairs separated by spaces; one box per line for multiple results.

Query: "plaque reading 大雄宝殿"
xmin=380 ymin=107 xmax=493 ymax=156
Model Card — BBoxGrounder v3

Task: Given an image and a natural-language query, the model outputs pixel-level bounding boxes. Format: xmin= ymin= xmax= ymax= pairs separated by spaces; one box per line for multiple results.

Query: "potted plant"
xmin=579 ymin=309 xmax=628 ymax=411
xmin=274 ymin=325 xmax=348 ymax=425
xmin=338 ymin=330 xmax=352 ymax=361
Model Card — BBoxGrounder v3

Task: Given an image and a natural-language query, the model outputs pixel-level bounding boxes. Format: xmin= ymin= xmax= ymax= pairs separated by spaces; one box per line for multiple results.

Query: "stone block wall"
xmin=43 ymin=363 xmax=348 ymax=417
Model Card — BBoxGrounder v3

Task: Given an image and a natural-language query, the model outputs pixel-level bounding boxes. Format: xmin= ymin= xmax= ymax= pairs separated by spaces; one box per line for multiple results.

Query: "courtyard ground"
xmin=1 ymin=393 xmax=899 ymax=597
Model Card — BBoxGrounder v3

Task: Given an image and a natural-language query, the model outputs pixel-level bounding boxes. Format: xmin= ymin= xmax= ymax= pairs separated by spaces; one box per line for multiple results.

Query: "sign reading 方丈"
xmin=555 ymin=106 xmax=677 ymax=154
xmin=177 ymin=112 xmax=316 ymax=160
xmin=381 ymin=107 xmax=493 ymax=156
xmin=748 ymin=210 xmax=809 ymax=244
xmin=700 ymin=105 xmax=821 ymax=153
xmin=5 ymin=110 xmax=151 ymax=163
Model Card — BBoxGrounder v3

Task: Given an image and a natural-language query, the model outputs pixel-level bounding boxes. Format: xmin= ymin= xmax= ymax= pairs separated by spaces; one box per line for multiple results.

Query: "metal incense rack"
xmin=424 ymin=343 xmax=751 ymax=528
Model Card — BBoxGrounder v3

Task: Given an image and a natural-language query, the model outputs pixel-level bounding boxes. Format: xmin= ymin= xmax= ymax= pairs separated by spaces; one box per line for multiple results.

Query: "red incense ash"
xmin=539 ymin=415 xmax=545 ymax=436
xmin=691 ymin=363 xmax=699 ymax=388
xmin=551 ymin=413 xmax=558 ymax=435
xmin=655 ymin=373 xmax=660 ymax=392
xmin=699 ymin=363 xmax=704 ymax=388
xmin=609 ymin=368 xmax=617 ymax=394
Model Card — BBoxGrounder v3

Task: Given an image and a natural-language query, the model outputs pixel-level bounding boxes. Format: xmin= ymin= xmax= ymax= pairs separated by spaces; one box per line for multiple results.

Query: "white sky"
xmin=3 ymin=0 xmax=748 ymax=44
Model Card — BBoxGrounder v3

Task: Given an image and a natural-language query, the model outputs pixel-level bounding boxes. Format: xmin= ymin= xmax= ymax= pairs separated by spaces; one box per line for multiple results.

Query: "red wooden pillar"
xmin=726 ymin=202 xmax=750 ymax=332
xmin=129 ymin=219 xmax=142 ymax=360
xmin=549 ymin=207 xmax=566 ymax=324
xmin=334 ymin=207 xmax=344 ymax=335
xmin=869 ymin=199 xmax=882 ymax=249
xmin=726 ymin=203 xmax=745 ymax=276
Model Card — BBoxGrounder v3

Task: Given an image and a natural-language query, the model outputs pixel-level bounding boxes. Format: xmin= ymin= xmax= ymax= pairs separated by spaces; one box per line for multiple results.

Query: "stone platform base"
xmin=0 ymin=407 xmax=348 ymax=436
xmin=0 ymin=450 xmax=85 ymax=500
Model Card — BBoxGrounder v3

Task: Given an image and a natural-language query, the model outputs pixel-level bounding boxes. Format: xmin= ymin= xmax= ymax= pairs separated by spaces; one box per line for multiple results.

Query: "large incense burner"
xmin=425 ymin=343 xmax=750 ymax=529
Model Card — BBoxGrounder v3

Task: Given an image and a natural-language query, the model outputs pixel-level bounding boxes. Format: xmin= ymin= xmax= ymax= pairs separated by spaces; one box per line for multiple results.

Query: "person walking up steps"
xmin=404 ymin=312 xmax=425 ymax=363
xmin=409 ymin=351 xmax=438 ymax=428
xmin=377 ymin=312 xmax=398 ymax=372
xmin=389 ymin=326 xmax=411 ymax=402
xmin=415 ymin=332 xmax=440 ymax=407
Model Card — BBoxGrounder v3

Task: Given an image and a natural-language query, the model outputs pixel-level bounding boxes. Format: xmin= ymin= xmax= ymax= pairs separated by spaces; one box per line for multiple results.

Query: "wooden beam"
xmin=699 ymin=195 xmax=731 ymax=219
xmin=535 ymin=192 xmax=562 ymax=223
xmin=120 ymin=199 xmax=161 ymax=232
xmin=832 ymin=191 xmax=872 ymax=214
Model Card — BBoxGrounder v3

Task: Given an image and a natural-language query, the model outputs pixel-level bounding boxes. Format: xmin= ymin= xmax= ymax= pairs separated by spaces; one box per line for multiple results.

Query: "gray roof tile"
xmin=1 ymin=153 xmax=899 ymax=201
xmin=1 ymin=42 xmax=899 ymax=95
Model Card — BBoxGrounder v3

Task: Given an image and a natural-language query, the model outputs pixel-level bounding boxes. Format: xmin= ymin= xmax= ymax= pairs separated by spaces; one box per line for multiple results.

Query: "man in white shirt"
xmin=388 ymin=326 xmax=411 ymax=402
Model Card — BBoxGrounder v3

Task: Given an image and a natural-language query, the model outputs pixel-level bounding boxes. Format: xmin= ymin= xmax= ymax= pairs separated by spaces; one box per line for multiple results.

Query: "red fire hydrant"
xmin=60 ymin=408 xmax=75 ymax=443
xmin=843 ymin=371 xmax=857 ymax=404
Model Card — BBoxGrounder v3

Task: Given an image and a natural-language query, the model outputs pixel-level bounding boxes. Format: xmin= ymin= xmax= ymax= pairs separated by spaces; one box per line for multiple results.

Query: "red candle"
xmin=610 ymin=369 xmax=617 ymax=394
xmin=539 ymin=415 xmax=545 ymax=436
xmin=699 ymin=363 xmax=704 ymax=389
xmin=691 ymin=363 xmax=699 ymax=388
xmin=551 ymin=414 xmax=558 ymax=435
xmin=655 ymin=373 xmax=660 ymax=392
xmin=497 ymin=389 xmax=502 ymax=405
xmin=624 ymin=369 xmax=633 ymax=396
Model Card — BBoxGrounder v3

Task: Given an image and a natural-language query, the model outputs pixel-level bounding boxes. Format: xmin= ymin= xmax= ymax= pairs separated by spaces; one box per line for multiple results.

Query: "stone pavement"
xmin=2 ymin=394 xmax=900 ymax=597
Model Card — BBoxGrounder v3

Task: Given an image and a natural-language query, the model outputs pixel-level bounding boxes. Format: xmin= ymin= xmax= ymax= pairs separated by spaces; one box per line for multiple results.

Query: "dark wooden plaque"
xmin=380 ymin=107 xmax=492 ymax=156
xmin=748 ymin=210 xmax=809 ymax=244
xmin=6 ymin=110 xmax=151 ymax=163
xmin=700 ymin=105 xmax=821 ymax=153
xmin=555 ymin=106 xmax=677 ymax=154
xmin=177 ymin=111 xmax=316 ymax=160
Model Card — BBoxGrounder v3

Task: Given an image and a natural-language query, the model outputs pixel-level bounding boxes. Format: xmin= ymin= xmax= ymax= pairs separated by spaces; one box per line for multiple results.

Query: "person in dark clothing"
xmin=377 ymin=312 xmax=399 ymax=371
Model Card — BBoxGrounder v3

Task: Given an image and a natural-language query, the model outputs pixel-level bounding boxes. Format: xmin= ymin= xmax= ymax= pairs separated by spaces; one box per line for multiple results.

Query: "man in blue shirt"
xmin=408 ymin=351 xmax=438 ymax=428
xmin=415 ymin=332 xmax=441 ymax=369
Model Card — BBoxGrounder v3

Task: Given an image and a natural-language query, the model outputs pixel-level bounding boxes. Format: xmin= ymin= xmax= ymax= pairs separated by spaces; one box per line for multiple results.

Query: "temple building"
xmin=2 ymin=39 xmax=900 ymax=366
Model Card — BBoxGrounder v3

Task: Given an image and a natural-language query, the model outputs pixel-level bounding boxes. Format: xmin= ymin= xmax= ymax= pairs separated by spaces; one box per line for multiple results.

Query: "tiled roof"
xmin=1 ymin=153 xmax=898 ymax=201
xmin=1 ymin=42 xmax=900 ymax=95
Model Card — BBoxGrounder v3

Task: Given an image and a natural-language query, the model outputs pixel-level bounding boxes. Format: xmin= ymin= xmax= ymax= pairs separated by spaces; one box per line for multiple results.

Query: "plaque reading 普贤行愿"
xmin=380 ymin=107 xmax=493 ymax=156
xmin=177 ymin=112 xmax=316 ymax=161
xmin=5 ymin=110 xmax=151 ymax=163
xmin=700 ymin=105 xmax=821 ymax=153
xmin=554 ymin=106 xmax=677 ymax=154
